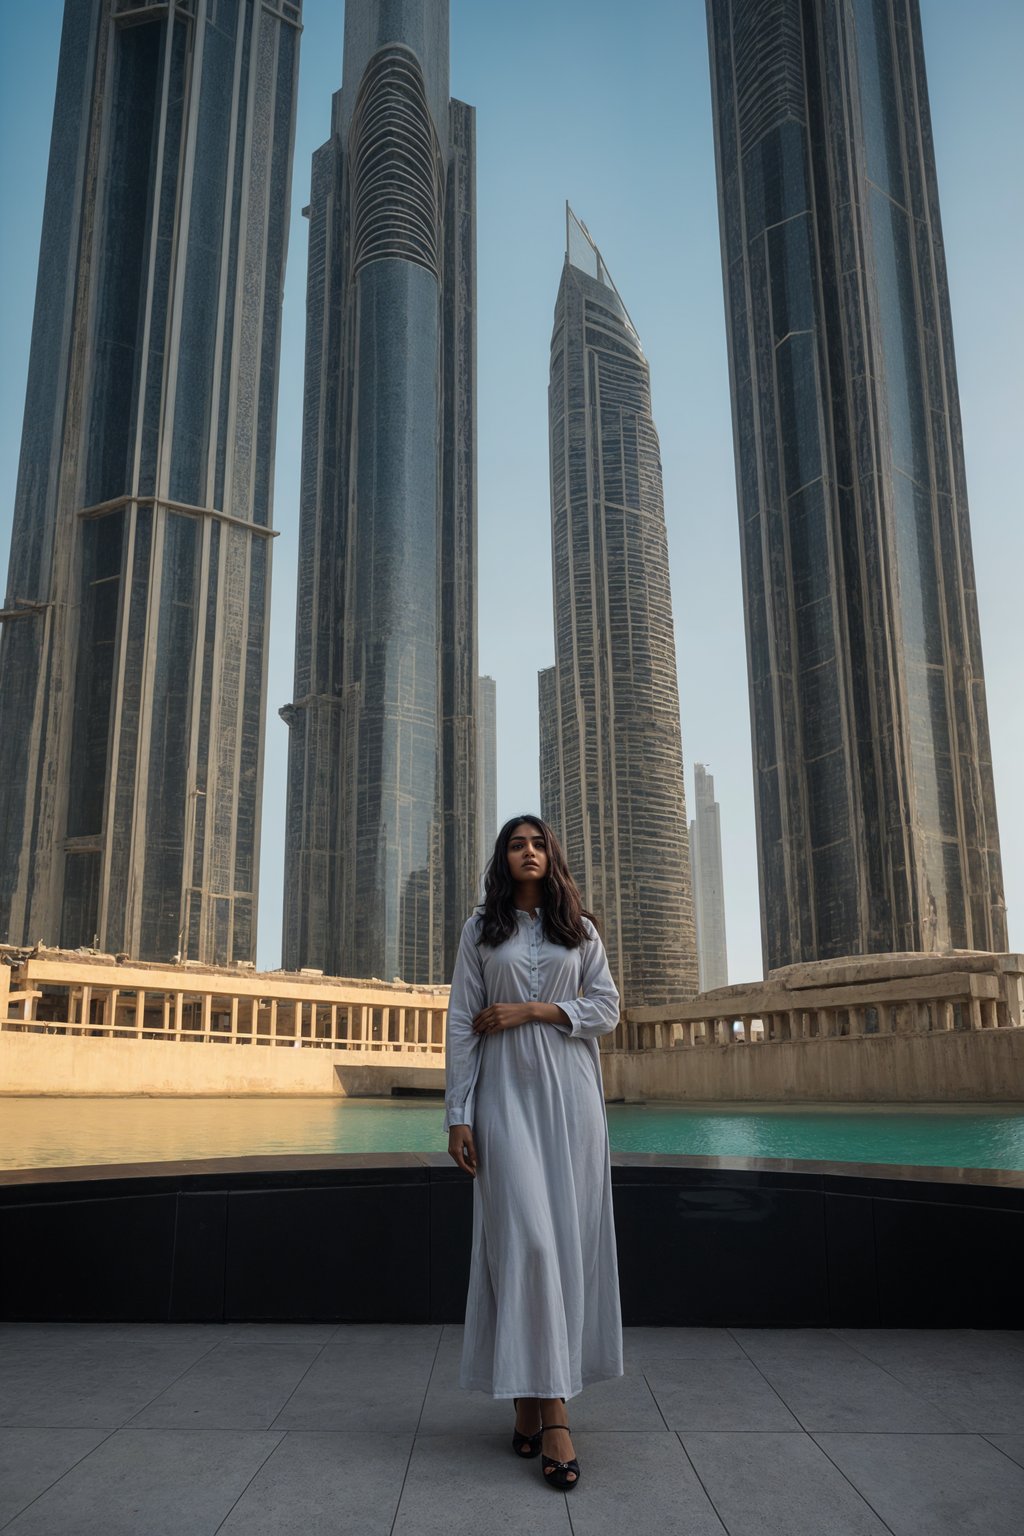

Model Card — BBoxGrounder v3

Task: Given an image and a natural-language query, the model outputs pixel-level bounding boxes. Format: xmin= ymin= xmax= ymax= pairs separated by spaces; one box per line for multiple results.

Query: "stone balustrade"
xmin=0 ymin=949 xmax=447 ymax=1056
xmin=613 ymin=951 xmax=1024 ymax=1053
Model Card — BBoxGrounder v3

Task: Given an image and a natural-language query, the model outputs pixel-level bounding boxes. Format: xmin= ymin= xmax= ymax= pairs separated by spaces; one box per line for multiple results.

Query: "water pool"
xmin=2 ymin=1096 xmax=1023 ymax=1171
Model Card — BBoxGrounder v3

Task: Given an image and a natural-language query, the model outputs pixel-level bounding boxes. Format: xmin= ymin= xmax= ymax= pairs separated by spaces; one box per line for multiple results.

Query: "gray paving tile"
xmin=984 ymin=1433 xmax=1024 ymax=1470
xmin=877 ymin=1358 xmax=1022 ymax=1433
xmin=646 ymin=1359 xmax=800 ymax=1431
xmin=0 ymin=1429 xmax=108 ymax=1527
xmin=815 ymin=1431 xmax=1024 ymax=1536
xmin=753 ymin=1355 xmax=963 ymax=1432
xmin=392 ymin=1430 xmax=573 ymax=1535
xmin=272 ymin=1327 xmax=440 ymax=1432
xmin=624 ymin=1327 xmax=745 ymax=1367
xmin=561 ymin=1431 xmax=725 ymax=1535
xmin=0 ymin=1337 xmax=218 ymax=1428
xmin=129 ymin=1342 xmax=322 ymax=1429
xmin=569 ymin=1372 xmax=664 ymax=1431
xmin=216 ymin=1324 xmax=339 ymax=1345
xmin=682 ymin=1430 xmax=890 ymax=1536
xmin=836 ymin=1328 xmax=1024 ymax=1373
xmin=2 ymin=1429 xmax=280 ymax=1536
xmin=837 ymin=1330 xmax=1024 ymax=1431
xmin=418 ymin=1327 xmax=508 ymax=1435
xmin=217 ymin=1431 xmax=413 ymax=1534
xmin=732 ymin=1329 xmax=869 ymax=1366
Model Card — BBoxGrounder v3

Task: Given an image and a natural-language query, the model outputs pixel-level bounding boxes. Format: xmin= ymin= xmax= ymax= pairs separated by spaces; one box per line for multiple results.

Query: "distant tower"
xmin=477 ymin=676 xmax=497 ymax=867
xmin=0 ymin=0 xmax=301 ymax=963
xmin=282 ymin=0 xmax=477 ymax=983
xmin=540 ymin=208 xmax=698 ymax=1006
xmin=707 ymin=0 xmax=1006 ymax=970
xmin=690 ymin=765 xmax=729 ymax=991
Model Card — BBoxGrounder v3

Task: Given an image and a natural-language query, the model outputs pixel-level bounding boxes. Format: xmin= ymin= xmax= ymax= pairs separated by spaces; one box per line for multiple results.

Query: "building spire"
xmin=564 ymin=203 xmax=640 ymax=343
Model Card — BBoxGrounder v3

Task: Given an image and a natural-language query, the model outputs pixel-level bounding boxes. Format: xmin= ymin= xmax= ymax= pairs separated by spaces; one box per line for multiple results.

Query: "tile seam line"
xmin=210 ymin=1429 xmax=288 ymax=1536
xmin=979 ymin=1432 xmax=1024 ymax=1469
xmin=723 ymin=1328 xmax=806 ymax=1430
xmin=673 ymin=1432 xmax=731 ymax=1536
xmin=388 ymin=1324 xmax=445 ymax=1536
xmin=641 ymin=1367 xmax=672 ymax=1431
xmin=829 ymin=1330 xmax=985 ymax=1426
xmin=120 ymin=1334 xmax=228 ymax=1427
xmin=264 ymin=1333 xmax=333 ymax=1431
xmin=0 ymin=1425 xmax=120 ymax=1533
xmin=807 ymin=1431 xmax=902 ymax=1536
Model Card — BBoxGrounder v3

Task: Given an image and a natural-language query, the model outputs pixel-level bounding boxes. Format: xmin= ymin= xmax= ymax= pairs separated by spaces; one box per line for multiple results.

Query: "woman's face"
xmin=506 ymin=822 xmax=549 ymax=886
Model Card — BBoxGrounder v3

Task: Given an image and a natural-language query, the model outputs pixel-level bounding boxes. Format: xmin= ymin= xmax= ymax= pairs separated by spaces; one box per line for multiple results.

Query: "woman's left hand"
xmin=471 ymin=1003 xmax=532 ymax=1035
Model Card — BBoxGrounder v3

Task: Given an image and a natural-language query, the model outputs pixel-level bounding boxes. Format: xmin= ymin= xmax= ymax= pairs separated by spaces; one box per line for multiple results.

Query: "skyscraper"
xmin=282 ymin=0 xmax=477 ymax=983
xmin=690 ymin=764 xmax=729 ymax=992
xmin=707 ymin=0 xmax=1006 ymax=971
xmin=477 ymin=675 xmax=497 ymax=868
xmin=0 ymin=0 xmax=301 ymax=963
xmin=540 ymin=209 xmax=698 ymax=1007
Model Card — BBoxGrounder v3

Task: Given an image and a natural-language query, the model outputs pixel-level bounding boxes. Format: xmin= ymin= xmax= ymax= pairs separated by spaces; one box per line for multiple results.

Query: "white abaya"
xmin=444 ymin=909 xmax=624 ymax=1400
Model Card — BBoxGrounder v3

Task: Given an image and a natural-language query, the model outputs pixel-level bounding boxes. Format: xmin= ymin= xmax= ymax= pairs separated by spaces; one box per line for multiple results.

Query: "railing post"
xmin=230 ymin=996 xmax=239 ymax=1043
xmin=135 ymin=989 xmax=146 ymax=1038
xmin=202 ymin=992 xmax=212 ymax=1043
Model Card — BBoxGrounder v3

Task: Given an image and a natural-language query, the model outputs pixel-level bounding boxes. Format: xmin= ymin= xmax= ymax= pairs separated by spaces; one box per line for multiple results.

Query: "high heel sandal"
xmin=541 ymin=1423 xmax=581 ymax=1491
xmin=511 ymin=1398 xmax=543 ymax=1458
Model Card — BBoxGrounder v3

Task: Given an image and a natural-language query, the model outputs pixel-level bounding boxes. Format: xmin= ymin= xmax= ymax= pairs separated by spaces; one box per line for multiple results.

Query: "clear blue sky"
xmin=1 ymin=0 xmax=1021 ymax=980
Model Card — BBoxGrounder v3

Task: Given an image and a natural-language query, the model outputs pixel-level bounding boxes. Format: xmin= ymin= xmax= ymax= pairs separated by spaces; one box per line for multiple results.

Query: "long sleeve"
xmin=444 ymin=916 xmax=487 ymax=1129
xmin=552 ymin=922 xmax=621 ymax=1040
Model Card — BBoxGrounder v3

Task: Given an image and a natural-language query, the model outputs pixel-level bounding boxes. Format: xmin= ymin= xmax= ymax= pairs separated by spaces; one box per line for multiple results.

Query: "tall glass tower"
xmin=540 ymin=209 xmax=698 ymax=1007
xmin=0 ymin=0 xmax=301 ymax=963
xmin=282 ymin=0 xmax=477 ymax=983
xmin=707 ymin=0 xmax=1006 ymax=970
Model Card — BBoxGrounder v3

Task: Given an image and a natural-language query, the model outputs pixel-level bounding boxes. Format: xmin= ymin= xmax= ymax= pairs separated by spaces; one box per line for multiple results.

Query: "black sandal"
xmin=541 ymin=1423 xmax=581 ymax=1490
xmin=511 ymin=1398 xmax=543 ymax=1458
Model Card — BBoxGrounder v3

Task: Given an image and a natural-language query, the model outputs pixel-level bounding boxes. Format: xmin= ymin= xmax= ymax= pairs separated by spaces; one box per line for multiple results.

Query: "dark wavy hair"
xmin=477 ymin=814 xmax=594 ymax=949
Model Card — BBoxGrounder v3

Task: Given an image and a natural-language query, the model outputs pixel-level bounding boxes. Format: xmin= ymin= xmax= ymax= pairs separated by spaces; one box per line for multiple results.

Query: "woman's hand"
xmin=448 ymin=1123 xmax=478 ymax=1177
xmin=471 ymin=1002 xmax=532 ymax=1035
xmin=471 ymin=1002 xmax=571 ymax=1035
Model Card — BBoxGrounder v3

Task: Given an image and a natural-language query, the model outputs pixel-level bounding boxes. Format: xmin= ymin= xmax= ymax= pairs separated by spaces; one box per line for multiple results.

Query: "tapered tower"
xmin=540 ymin=209 xmax=698 ymax=1007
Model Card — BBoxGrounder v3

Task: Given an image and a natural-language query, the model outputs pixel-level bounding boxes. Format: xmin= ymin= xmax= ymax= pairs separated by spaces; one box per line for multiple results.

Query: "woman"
xmin=445 ymin=814 xmax=623 ymax=1490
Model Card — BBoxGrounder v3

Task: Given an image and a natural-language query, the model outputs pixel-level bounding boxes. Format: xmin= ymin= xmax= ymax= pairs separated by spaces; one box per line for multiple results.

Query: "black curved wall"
xmin=1 ymin=1154 xmax=1020 ymax=1327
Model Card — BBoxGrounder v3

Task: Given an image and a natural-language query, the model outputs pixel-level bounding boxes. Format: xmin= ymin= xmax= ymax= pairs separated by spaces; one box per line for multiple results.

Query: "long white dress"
xmin=444 ymin=908 xmax=624 ymax=1400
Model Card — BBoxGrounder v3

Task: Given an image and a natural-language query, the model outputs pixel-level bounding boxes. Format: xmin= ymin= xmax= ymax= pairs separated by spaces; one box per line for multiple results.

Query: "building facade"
xmin=690 ymin=764 xmax=729 ymax=991
xmin=282 ymin=0 xmax=477 ymax=983
xmin=540 ymin=210 xmax=698 ymax=1007
xmin=477 ymin=676 xmax=497 ymax=869
xmin=707 ymin=0 xmax=1006 ymax=971
xmin=0 ymin=0 xmax=301 ymax=964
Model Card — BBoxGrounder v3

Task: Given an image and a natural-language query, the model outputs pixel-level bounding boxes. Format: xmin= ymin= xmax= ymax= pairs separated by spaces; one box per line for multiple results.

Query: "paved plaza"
xmin=1 ymin=1323 xmax=1022 ymax=1534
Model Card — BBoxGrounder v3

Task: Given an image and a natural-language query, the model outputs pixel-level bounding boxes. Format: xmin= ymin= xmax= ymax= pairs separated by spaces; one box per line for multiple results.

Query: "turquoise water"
xmin=2 ymin=1096 xmax=1023 ymax=1171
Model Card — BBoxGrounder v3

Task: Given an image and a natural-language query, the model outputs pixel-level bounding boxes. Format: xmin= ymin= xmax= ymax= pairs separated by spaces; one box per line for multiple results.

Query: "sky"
xmin=1 ymin=0 xmax=1021 ymax=982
